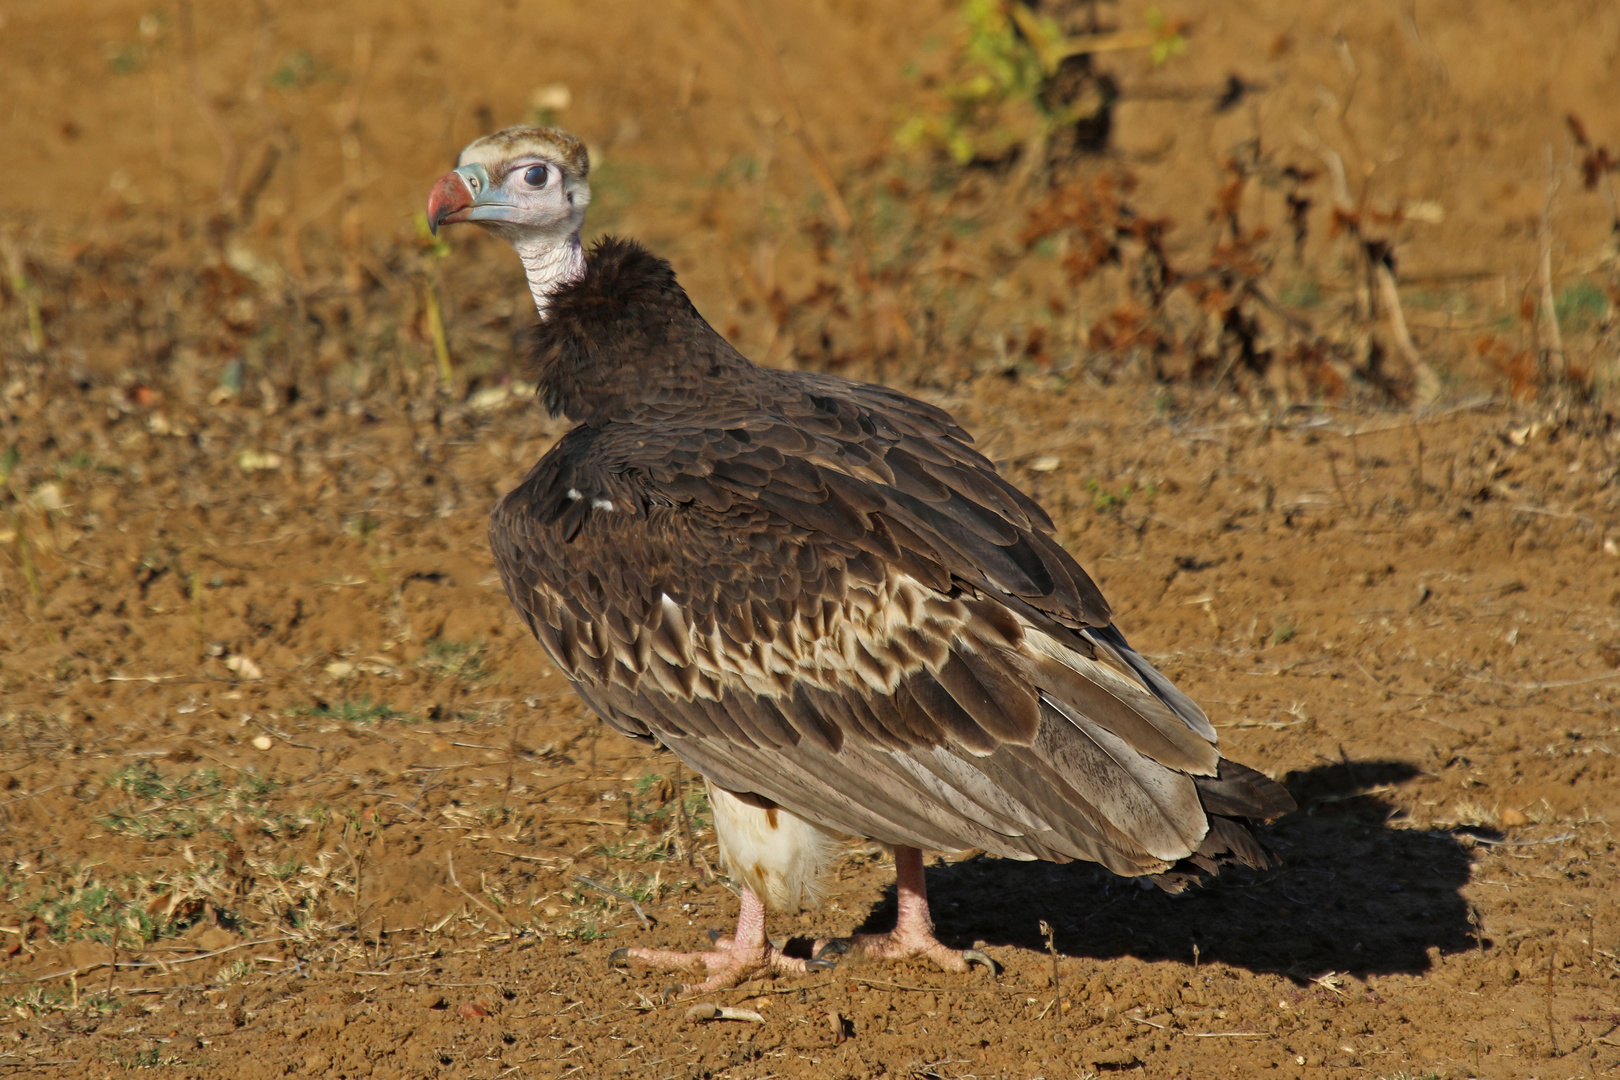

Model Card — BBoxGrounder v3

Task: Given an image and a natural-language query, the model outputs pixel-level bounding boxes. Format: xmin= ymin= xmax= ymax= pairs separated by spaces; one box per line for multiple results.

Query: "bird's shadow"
xmin=852 ymin=759 xmax=1486 ymax=980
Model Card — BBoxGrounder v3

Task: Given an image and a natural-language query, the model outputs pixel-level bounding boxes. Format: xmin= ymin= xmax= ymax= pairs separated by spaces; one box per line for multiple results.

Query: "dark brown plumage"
xmin=488 ymin=238 xmax=1294 ymax=895
xmin=433 ymin=125 xmax=1294 ymax=991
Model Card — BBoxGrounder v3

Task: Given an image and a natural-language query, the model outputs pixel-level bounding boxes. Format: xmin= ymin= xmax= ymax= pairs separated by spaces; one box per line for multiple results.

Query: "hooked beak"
xmin=426 ymin=170 xmax=473 ymax=235
xmin=427 ymin=163 xmax=520 ymax=234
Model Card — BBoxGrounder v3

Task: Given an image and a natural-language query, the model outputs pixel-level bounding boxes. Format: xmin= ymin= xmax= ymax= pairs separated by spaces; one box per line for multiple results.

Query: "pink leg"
xmin=825 ymin=846 xmax=996 ymax=973
xmin=611 ymin=886 xmax=812 ymax=997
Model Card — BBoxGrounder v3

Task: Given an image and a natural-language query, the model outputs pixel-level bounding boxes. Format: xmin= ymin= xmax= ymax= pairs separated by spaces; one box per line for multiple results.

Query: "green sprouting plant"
xmin=896 ymin=0 xmax=1052 ymax=165
xmin=18 ymin=868 xmax=208 ymax=946
xmin=560 ymin=918 xmax=610 ymax=942
xmin=106 ymin=762 xmax=226 ymax=802
xmin=343 ymin=513 xmax=380 ymax=542
xmin=291 ymin=697 xmax=405 ymax=724
xmin=1085 ymin=478 xmax=1153 ymax=511
xmin=213 ymin=958 xmax=255 ymax=985
xmin=269 ymin=50 xmax=332 ymax=90
xmin=418 ymin=638 xmax=488 ymax=681
xmin=897 ymin=1 xmax=1188 ymax=166
xmin=267 ymin=857 xmax=304 ymax=881
xmin=1556 ymin=279 xmax=1609 ymax=331
xmin=1270 ymin=620 xmax=1297 ymax=646
xmin=1143 ymin=7 xmax=1188 ymax=66
xmin=99 ymin=763 xmax=287 ymax=841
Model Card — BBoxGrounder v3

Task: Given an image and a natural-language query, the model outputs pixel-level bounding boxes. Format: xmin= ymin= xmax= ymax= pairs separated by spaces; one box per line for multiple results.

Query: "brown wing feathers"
xmin=490 ymin=237 xmax=1294 ymax=880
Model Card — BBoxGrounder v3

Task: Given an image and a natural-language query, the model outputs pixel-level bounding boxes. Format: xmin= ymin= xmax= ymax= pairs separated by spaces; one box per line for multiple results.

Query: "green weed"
xmin=559 ymin=917 xmax=610 ymax=942
xmin=418 ymin=638 xmax=488 ymax=681
xmin=1280 ymin=276 xmax=1324 ymax=309
xmin=213 ymin=958 xmax=255 ymax=985
xmin=13 ymin=867 xmax=204 ymax=946
xmin=106 ymin=762 xmax=225 ymax=802
xmin=343 ymin=513 xmax=380 ymax=542
xmin=897 ymin=1 xmax=1186 ymax=165
xmin=269 ymin=50 xmax=332 ymax=91
xmin=1556 ymin=279 xmax=1609 ymax=331
xmin=291 ymin=697 xmax=406 ymax=724
xmin=98 ymin=763 xmax=287 ymax=841
xmin=1086 ymin=478 xmax=1153 ymax=512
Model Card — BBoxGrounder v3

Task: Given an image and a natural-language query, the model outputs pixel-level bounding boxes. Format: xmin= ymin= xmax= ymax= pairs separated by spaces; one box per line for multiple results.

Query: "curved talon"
xmin=962 ymin=948 xmax=998 ymax=975
xmin=707 ymin=928 xmax=723 ymax=944
xmin=609 ymin=947 xmax=633 ymax=968
xmin=660 ymin=983 xmax=687 ymax=1002
xmin=806 ymin=937 xmax=851 ymax=972
xmin=814 ymin=939 xmax=852 ymax=960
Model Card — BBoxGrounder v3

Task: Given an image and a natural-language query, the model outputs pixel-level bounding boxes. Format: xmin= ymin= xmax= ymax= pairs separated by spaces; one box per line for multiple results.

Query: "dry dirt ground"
xmin=4 ymin=2 xmax=1620 ymax=1079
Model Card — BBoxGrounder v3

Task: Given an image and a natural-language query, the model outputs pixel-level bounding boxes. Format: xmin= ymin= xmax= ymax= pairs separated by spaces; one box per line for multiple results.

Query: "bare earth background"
xmin=2 ymin=2 xmax=1620 ymax=1078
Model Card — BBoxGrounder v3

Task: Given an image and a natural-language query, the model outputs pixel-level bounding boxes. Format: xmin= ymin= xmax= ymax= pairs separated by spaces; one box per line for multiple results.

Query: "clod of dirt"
xmin=685 ymin=1002 xmax=765 ymax=1023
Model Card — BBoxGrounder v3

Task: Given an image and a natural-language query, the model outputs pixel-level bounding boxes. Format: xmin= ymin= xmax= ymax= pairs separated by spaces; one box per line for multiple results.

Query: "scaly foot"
xmin=811 ymin=928 xmax=998 ymax=973
xmin=609 ymin=887 xmax=813 ymax=997
xmin=809 ymin=846 xmax=998 ymax=974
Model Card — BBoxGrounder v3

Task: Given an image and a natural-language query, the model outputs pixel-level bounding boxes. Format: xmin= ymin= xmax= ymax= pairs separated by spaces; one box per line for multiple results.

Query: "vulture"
xmin=427 ymin=127 xmax=1295 ymax=996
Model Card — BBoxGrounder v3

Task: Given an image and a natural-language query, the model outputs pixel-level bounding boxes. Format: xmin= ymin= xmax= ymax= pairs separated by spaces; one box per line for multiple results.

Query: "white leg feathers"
xmin=707 ymin=781 xmax=843 ymax=912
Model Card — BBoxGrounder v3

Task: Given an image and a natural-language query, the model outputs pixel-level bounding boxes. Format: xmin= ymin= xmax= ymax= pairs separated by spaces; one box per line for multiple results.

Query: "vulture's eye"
xmin=523 ymin=164 xmax=549 ymax=187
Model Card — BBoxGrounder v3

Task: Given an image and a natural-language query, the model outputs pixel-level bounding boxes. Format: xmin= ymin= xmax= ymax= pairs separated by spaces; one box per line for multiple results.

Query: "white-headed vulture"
xmin=427 ymin=127 xmax=1295 ymax=996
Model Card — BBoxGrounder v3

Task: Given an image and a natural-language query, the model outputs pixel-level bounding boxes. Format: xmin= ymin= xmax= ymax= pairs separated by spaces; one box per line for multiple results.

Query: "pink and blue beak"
xmin=427 ymin=163 xmax=513 ymax=234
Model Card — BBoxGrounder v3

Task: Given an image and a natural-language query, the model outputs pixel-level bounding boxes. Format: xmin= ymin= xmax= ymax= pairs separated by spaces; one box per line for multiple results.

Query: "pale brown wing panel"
xmin=486 ymin=371 xmax=1264 ymax=870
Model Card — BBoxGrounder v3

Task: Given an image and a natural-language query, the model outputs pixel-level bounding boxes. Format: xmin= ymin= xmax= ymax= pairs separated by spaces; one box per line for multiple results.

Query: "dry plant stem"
xmin=1006 ymin=3 xmax=1160 ymax=70
xmin=1373 ymin=260 xmax=1441 ymax=404
xmin=1306 ymin=132 xmax=1440 ymax=400
xmin=2 ymin=238 xmax=44 ymax=353
xmin=727 ymin=0 xmax=913 ymax=374
xmin=421 ymin=274 xmax=455 ymax=390
xmin=336 ymin=29 xmax=375 ymax=299
xmin=1546 ymin=946 xmax=1558 ymax=1056
xmin=4 ymin=938 xmax=292 ymax=987
xmin=1538 ymin=146 xmax=1567 ymax=384
xmin=446 ymin=851 xmax=512 ymax=932
xmin=177 ymin=0 xmax=240 ymax=218
xmin=726 ymin=0 xmax=852 ymax=232
xmin=574 ymin=874 xmax=652 ymax=930
xmin=10 ymin=511 xmax=43 ymax=608
xmin=1039 ymin=919 xmax=1061 ymax=1026
xmin=504 ymin=724 xmax=519 ymax=802
xmin=675 ymin=758 xmax=694 ymax=869
xmin=346 ymin=841 xmax=367 ymax=945
xmin=148 ymin=60 xmax=181 ymax=246
xmin=1325 ymin=451 xmax=1355 ymax=517
xmin=1410 ymin=418 xmax=1425 ymax=509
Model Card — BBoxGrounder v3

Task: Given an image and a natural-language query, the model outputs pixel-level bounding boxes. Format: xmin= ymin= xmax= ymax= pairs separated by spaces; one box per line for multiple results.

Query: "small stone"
xmin=1500 ymin=807 xmax=1528 ymax=827
xmin=224 ymin=654 xmax=263 ymax=680
xmin=251 ymin=735 xmax=273 ymax=751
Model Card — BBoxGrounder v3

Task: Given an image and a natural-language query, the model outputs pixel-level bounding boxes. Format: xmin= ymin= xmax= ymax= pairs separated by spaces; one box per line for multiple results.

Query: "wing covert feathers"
xmin=490 ymin=236 xmax=1293 ymax=881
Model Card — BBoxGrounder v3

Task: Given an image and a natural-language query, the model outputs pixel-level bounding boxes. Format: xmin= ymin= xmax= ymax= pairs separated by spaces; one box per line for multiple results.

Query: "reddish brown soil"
xmin=4 ymin=3 xmax=1620 ymax=1079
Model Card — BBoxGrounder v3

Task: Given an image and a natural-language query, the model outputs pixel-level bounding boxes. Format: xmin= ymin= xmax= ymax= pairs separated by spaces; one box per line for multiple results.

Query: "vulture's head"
xmin=427 ymin=126 xmax=591 ymax=248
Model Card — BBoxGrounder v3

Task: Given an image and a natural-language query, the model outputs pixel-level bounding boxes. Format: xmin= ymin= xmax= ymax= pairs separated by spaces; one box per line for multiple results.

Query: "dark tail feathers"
xmin=1150 ymin=759 xmax=1296 ymax=893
